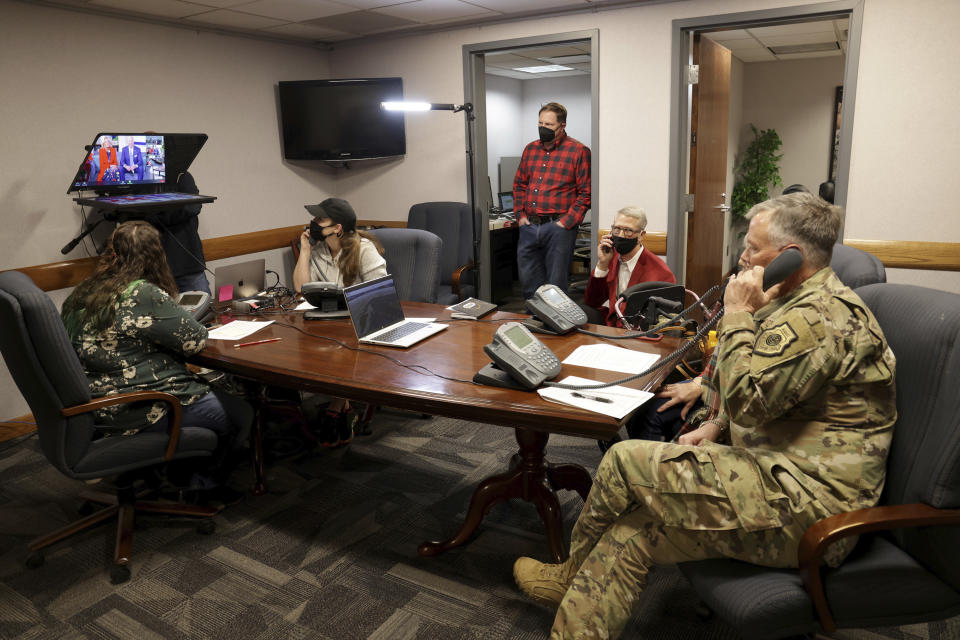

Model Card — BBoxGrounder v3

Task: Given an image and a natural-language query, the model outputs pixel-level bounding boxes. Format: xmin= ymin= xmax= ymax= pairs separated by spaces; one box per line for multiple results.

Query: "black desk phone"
xmin=525 ymin=284 xmax=588 ymax=334
xmin=177 ymin=290 xmax=212 ymax=322
xmin=483 ymin=321 xmax=562 ymax=389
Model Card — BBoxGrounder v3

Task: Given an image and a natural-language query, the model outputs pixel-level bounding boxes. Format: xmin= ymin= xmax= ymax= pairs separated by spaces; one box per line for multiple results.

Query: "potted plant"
xmin=731 ymin=124 xmax=783 ymax=220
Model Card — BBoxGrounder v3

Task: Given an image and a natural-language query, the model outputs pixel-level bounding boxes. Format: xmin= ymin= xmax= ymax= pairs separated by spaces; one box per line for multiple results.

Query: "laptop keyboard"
xmin=373 ymin=321 xmax=430 ymax=343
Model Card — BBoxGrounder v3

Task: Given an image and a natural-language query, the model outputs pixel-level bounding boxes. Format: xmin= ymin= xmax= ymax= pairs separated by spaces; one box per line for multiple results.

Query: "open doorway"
xmin=667 ymin=2 xmax=862 ymax=298
xmin=463 ymin=30 xmax=598 ymax=306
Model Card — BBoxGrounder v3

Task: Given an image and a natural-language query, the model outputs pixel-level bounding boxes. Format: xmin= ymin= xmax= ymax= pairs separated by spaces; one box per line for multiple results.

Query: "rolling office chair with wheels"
xmin=0 ymin=270 xmax=230 ymax=584
xmin=679 ymin=283 xmax=960 ymax=638
xmin=407 ymin=202 xmax=476 ymax=304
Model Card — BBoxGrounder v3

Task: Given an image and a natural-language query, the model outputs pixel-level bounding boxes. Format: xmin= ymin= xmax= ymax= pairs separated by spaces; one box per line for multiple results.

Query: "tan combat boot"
xmin=513 ymin=556 xmax=575 ymax=607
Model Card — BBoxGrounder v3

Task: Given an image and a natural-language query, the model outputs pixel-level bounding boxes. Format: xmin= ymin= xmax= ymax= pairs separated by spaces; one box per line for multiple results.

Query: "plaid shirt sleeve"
xmin=513 ymin=135 xmax=591 ymax=229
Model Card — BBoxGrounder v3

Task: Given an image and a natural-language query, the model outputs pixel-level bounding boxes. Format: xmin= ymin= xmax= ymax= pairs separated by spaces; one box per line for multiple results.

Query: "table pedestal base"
xmin=418 ymin=427 xmax=592 ymax=563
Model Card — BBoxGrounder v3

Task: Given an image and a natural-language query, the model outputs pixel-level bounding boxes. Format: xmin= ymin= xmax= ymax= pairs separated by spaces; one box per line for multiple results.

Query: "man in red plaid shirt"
xmin=513 ymin=102 xmax=591 ymax=299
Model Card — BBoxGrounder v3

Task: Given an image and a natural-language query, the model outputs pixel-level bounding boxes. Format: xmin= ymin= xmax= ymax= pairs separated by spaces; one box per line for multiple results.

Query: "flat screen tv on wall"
xmin=278 ymin=77 xmax=406 ymax=161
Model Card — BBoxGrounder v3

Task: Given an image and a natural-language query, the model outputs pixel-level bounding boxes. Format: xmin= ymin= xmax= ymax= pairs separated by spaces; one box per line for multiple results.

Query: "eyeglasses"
xmin=610 ymin=226 xmax=642 ymax=238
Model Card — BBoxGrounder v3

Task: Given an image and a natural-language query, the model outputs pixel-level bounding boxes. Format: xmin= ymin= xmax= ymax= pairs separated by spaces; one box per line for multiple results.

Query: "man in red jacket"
xmin=584 ymin=206 xmax=675 ymax=326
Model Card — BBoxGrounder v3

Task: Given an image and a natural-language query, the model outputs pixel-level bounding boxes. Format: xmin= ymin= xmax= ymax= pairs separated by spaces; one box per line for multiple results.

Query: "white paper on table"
xmin=538 ymin=376 xmax=654 ymax=420
xmin=562 ymin=343 xmax=661 ymax=375
xmin=206 ymin=320 xmax=275 ymax=340
xmin=294 ymin=300 xmax=315 ymax=310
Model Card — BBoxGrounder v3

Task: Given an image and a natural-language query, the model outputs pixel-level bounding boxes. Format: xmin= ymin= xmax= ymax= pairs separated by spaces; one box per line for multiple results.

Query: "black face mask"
xmin=538 ymin=126 xmax=556 ymax=144
xmin=611 ymin=236 xmax=639 ymax=255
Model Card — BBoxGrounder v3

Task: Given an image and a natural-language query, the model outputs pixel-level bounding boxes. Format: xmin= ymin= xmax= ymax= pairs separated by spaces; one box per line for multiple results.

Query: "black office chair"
xmin=367 ymin=227 xmax=443 ymax=303
xmin=407 ymin=202 xmax=476 ymax=304
xmin=679 ymin=283 xmax=960 ymax=638
xmin=831 ymin=243 xmax=886 ymax=289
xmin=0 ymin=270 xmax=230 ymax=583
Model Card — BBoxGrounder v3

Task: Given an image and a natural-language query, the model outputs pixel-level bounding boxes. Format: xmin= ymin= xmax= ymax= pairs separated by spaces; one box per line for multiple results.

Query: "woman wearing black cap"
xmin=293 ymin=197 xmax=386 ymax=292
xmin=292 ymin=198 xmax=387 ymax=446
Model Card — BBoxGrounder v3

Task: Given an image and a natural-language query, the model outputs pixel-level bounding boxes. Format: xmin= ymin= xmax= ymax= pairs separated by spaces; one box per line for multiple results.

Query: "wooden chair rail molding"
xmin=5 ymin=225 xmax=956 ymax=293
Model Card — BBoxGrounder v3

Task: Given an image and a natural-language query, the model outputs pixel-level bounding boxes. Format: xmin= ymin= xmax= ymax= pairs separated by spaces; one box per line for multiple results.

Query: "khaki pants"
xmin=551 ymin=440 xmax=809 ymax=640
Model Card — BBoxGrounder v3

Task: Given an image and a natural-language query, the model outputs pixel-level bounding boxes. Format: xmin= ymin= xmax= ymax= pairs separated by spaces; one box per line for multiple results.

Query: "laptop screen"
xmin=343 ymin=275 xmax=406 ymax=337
xmin=213 ymin=259 xmax=265 ymax=301
xmin=498 ymin=192 xmax=514 ymax=212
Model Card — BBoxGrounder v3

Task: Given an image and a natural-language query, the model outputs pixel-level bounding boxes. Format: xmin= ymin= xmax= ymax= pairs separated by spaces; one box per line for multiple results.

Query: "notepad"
xmin=538 ymin=376 xmax=654 ymax=419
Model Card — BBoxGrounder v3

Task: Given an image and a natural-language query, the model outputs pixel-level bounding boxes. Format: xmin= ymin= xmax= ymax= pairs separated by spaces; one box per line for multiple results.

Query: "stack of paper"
xmin=562 ymin=344 xmax=661 ymax=375
xmin=537 ymin=375 xmax=654 ymax=420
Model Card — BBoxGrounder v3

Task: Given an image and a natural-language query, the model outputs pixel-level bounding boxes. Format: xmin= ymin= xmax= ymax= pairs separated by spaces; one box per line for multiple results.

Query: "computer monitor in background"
xmin=498 ymin=192 xmax=514 ymax=213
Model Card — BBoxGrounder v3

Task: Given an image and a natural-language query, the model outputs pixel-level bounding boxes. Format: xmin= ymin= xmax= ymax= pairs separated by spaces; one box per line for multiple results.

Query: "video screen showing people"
xmin=70 ymin=134 xmax=165 ymax=191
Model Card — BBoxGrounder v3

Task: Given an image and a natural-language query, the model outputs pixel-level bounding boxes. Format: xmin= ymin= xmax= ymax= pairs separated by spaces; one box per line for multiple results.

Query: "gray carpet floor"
xmin=1 ymin=410 xmax=958 ymax=640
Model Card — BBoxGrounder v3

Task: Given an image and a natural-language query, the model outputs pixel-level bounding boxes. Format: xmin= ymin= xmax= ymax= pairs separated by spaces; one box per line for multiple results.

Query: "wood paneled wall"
xmin=4 ymin=225 xmax=956 ymax=293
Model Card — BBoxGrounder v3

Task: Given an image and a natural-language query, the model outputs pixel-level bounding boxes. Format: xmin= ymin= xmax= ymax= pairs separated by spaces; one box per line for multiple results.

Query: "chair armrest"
xmin=798 ymin=503 xmax=960 ymax=632
xmin=62 ymin=390 xmax=184 ymax=461
xmin=451 ymin=262 xmax=475 ymax=298
xmin=450 ymin=262 xmax=475 ymax=298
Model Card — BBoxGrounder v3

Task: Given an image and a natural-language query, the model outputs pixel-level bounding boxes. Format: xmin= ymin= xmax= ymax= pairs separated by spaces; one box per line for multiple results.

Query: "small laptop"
xmin=342 ymin=275 xmax=446 ymax=348
xmin=498 ymin=191 xmax=514 ymax=213
xmin=213 ymin=259 xmax=265 ymax=301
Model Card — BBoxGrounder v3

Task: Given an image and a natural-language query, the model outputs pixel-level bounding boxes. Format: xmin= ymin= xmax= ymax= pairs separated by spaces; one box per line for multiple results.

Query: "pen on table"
xmin=234 ymin=337 xmax=282 ymax=349
xmin=571 ymin=391 xmax=613 ymax=404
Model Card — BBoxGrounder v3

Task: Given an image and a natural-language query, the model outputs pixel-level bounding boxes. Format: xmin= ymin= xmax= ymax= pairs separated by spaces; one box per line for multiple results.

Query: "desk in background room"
xmin=191 ymin=304 xmax=677 ymax=562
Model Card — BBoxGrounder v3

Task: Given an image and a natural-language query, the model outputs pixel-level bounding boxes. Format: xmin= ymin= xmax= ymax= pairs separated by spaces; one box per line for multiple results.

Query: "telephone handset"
xmin=525 ymin=284 xmax=588 ymax=334
xmin=483 ymin=322 xmax=562 ymax=389
xmin=761 ymin=247 xmax=803 ymax=291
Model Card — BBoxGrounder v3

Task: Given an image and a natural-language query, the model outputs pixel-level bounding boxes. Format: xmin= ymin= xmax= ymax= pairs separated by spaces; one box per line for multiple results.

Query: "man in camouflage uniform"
xmin=513 ymin=192 xmax=897 ymax=639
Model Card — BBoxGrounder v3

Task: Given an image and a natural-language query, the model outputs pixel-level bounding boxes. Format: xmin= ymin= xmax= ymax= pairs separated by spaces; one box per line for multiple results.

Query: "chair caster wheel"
xmin=196 ymin=519 xmax=216 ymax=535
xmin=110 ymin=564 xmax=131 ymax=584
xmin=26 ymin=551 xmax=44 ymax=569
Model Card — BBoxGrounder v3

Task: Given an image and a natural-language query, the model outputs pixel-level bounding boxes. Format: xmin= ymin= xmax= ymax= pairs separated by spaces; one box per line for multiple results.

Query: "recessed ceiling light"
xmin=513 ymin=64 xmax=574 ymax=73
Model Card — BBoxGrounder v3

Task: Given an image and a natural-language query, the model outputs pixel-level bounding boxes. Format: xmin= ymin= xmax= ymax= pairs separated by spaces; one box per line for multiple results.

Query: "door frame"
xmin=463 ymin=29 xmax=599 ymax=301
xmin=666 ymin=0 xmax=864 ymax=282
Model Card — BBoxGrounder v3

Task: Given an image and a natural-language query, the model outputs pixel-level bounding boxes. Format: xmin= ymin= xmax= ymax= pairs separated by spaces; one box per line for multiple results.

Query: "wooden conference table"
xmin=191 ymin=303 xmax=679 ymax=562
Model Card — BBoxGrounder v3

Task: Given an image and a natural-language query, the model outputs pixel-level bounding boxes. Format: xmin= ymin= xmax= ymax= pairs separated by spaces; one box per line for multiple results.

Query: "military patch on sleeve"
xmin=754 ymin=322 xmax=798 ymax=357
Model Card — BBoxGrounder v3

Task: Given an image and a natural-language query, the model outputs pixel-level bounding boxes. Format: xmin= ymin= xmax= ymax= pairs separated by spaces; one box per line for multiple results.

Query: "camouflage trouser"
xmin=550 ymin=440 xmax=810 ymax=640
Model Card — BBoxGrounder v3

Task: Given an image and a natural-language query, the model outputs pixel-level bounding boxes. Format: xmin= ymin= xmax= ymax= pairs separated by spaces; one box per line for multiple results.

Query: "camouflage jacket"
xmin=66 ymin=280 xmax=210 ymax=436
xmin=679 ymin=268 xmax=896 ymax=561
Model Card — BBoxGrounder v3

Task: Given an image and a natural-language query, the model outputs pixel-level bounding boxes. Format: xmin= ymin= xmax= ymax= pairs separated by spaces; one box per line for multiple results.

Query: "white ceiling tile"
xmin=735 ymin=50 xmax=776 ymax=62
xmin=486 ymin=68 xmax=533 ymax=80
xmin=181 ymin=0 xmax=258 ymax=8
xmin=326 ymin=0 xmax=422 ymax=9
xmin=235 ymin=0 xmax=353 ymax=21
xmin=262 ymin=22 xmax=355 ymax=40
xmin=703 ymin=28 xmax=750 ymax=42
xmin=90 ymin=0 xmax=210 ymax=19
xmin=761 ymin=33 xmax=838 ymax=47
xmin=185 ymin=8 xmax=287 ymax=28
xmin=718 ymin=39 xmax=764 ymax=52
xmin=485 ymin=53 xmax=544 ymax=67
xmin=774 ymin=50 xmax=843 ymax=60
xmin=465 ymin=0 xmax=586 ymax=13
xmin=749 ymin=21 xmax=837 ymax=38
xmin=373 ymin=0 xmax=496 ymax=24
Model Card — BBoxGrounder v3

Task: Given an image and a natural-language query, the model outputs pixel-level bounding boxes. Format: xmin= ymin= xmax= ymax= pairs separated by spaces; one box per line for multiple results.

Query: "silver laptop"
xmin=343 ymin=275 xmax=446 ymax=348
xmin=213 ymin=259 xmax=265 ymax=301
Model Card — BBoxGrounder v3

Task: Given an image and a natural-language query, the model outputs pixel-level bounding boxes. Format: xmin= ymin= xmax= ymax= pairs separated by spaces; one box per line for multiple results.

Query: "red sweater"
xmin=584 ymin=249 xmax=676 ymax=326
